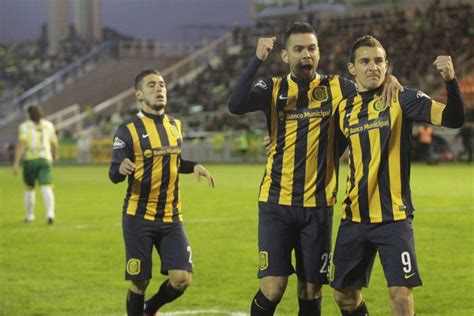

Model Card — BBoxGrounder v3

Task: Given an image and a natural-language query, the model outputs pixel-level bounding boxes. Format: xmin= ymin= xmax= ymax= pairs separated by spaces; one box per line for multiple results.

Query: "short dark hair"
xmin=349 ymin=35 xmax=386 ymax=63
xmin=283 ymin=22 xmax=317 ymax=48
xmin=134 ymin=69 xmax=161 ymax=90
xmin=27 ymin=105 xmax=44 ymax=123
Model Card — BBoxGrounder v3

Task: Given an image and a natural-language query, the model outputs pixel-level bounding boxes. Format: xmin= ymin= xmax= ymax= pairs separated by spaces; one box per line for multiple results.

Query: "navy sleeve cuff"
xmin=179 ymin=159 xmax=197 ymax=174
xmin=109 ymin=163 xmax=126 ymax=183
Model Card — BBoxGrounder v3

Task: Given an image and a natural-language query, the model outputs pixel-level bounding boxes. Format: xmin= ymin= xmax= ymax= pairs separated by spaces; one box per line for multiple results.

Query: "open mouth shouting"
xmin=298 ymin=63 xmax=314 ymax=78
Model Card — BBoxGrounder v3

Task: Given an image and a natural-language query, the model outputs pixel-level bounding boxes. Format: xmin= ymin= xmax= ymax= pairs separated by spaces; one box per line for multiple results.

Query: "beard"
xmin=150 ymin=103 xmax=165 ymax=112
xmin=144 ymin=97 xmax=165 ymax=112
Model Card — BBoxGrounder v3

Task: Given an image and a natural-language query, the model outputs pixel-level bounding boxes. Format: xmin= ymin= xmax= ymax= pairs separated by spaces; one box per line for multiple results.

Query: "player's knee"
xmin=261 ymin=284 xmax=285 ymax=302
xmin=169 ymin=272 xmax=192 ymax=292
xmin=297 ymin=281 xmax=322 ymax=300
xmin=389 ymin=287 xmax=412 ymax=308
xmin=130 ymin=280 xmax=150 ymax=294
xmin=334 ymin=289 xmax=358 ymax=310
xmin=260 ymin=276 xmax=288 ymax=301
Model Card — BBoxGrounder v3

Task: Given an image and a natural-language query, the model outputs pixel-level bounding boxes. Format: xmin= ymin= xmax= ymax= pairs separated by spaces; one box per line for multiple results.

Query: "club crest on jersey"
xmin=373 ymin=100 xmax=387 ymax=112
xmin=143 ymin=149 xmax=153 ymax=159
xmin=112 ymin=137 xmax=125 ymax=149
xmin=169 ymin=125 xmax=180 ymax=138
xmin=126 ymin=258 xmax=141 ymax=275
xmin=259 ymin=251 xmax=269 ymax=270
xmin=312 ymin=86 xmax=328 ymax=102
xmin=254 ymin=80 xmax=268 ymax=90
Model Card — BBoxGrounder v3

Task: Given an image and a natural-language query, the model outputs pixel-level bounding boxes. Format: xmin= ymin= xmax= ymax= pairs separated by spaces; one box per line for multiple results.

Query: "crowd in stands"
xmin=1 ymin=1 xmax=472 ymax=164
xmin=0 ymin=26 xmax=94 ymax=104
xmin=0 ymin=23 xmax=138 ymax=107
xmin=165 ymin=1 xmax=472 ymax=133
xmin=2 ymin=1 xmax=471 ymax=137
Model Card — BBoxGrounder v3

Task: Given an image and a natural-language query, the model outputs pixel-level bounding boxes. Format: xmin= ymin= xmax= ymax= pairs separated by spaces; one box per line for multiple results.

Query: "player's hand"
xmin=256 ymin=37 xmax=276 ymax=61
xmin=381 ymin=75 xmax=404 ymax=106
xmin=433 ymin=55 xmax=455 ymax=81
xmin=262 ymin=136 xmax=272 ymax=157
xmin=12 ymin=165 xmax=19 ymax=176
xmin=193 ymin=164 xmax=215 ymax=188
xmin=119 ymin=158 xmax=136 ymax=175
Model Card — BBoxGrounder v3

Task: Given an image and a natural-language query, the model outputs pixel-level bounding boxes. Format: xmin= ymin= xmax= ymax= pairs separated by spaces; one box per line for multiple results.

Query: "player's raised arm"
xmin=256 ymin=37 xmax=276 ymax=61
xmin=434 ymin=55 xmax=465 ymax=128
xmin=227 ymin=37 xmax=276 ymax=115
xmin=398 ymin=56 xmax=465 ymax=129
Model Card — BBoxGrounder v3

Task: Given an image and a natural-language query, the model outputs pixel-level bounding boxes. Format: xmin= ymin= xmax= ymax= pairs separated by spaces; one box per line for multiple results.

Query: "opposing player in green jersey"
xmin=13 ymin=104 xmax=59 ymax=224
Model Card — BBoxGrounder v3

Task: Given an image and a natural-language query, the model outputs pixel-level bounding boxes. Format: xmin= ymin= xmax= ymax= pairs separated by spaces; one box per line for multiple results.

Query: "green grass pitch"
xmin=0 ymin=163 xmax=473 ymax=315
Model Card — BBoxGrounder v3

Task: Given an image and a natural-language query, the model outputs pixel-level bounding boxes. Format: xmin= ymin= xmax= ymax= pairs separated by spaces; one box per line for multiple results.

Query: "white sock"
xmin=41 ymin=186 xmax=55 ymax=219
xmin=24 ymin=190 xmax=35 ymax=221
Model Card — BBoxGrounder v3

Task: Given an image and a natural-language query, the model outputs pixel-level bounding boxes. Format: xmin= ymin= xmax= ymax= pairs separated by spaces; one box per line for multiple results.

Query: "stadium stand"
xmin=1 ymin=0 xmax=472 ymax=164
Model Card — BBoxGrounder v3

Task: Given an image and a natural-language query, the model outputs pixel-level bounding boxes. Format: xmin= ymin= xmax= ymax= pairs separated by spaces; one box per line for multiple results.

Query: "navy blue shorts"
xmin=122 ymin=214 xmax=193 ymax=281
xmin=257 ymin=202 xmax=333 ymax=285
xmin=330 ymin=217 xmax=422 ymax=290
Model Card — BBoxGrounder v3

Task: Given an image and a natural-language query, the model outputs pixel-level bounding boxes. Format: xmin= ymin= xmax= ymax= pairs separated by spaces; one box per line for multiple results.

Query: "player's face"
xmin=348 ymin=46 xmax=388 ymax=92
xmin=281 ymin=33 xmax=319 ymax=81
xmin=136 ymin=74 xmax=167 ymax=114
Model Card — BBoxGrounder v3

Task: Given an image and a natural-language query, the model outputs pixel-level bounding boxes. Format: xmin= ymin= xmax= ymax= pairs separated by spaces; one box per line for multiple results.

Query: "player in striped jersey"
xmin=108 ymin=69 xmax=215 ymax=316
xmin=330 ymin=36 xmax=465 ymax=316
xmin=13 ymin=104 xmax=59 ymax=224
xmin=228 ymin=22 xmax=401 ymax=316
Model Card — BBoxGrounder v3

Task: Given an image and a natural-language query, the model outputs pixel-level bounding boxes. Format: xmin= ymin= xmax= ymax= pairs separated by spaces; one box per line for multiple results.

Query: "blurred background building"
xmin=0 ymin=0 xmax=472 ymax=164
xmin=74 ymin=0 xmax=102 ymax=43
xmin=47 ymin=0 xmax=70 ymax=55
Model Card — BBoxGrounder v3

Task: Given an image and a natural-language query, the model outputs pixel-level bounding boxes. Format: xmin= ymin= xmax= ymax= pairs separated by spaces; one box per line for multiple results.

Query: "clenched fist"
xmin=433 ymin=55 xmax=455 ymax=81
xmin=256 ymin=37 xmax=277 ymax=61
xmin=119 ymin=158 xmax=136 ymax=175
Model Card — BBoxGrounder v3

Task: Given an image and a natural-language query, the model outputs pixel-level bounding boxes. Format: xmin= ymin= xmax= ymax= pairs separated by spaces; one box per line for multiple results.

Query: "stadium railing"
xmin=0 ymin=41 xmax=117 ymax=128
xmin=52 ymin=32 xmax=233 ymax=139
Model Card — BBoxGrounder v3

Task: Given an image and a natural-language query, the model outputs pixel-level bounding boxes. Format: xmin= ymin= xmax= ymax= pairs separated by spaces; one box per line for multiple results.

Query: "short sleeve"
xmin=18 ymin=123 xmax=27 ymax=141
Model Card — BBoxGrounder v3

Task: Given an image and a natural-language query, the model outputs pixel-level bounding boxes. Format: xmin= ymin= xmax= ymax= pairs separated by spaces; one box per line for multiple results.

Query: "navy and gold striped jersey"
xmin=249 ymin=73 xmax=355 ymax=207
xmin=338 ymin=86 xmax=453 ymax=223
xmin=109 ymin=111 xmax=195 ymax=222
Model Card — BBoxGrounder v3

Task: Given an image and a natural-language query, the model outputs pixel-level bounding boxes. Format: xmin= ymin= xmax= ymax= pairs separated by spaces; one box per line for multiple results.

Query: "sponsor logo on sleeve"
xmin=112 ymin=137 xmax=126 ymax=149
xmin=254 ymin=80 xmax=268 ymax=90
xmin=416 ymin=90 xmax=431 ymax=99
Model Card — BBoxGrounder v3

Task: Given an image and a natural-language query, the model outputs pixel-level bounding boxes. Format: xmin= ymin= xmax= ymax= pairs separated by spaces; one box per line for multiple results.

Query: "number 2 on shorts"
xmin=187 ymin=246 xmax=193 ymax=264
